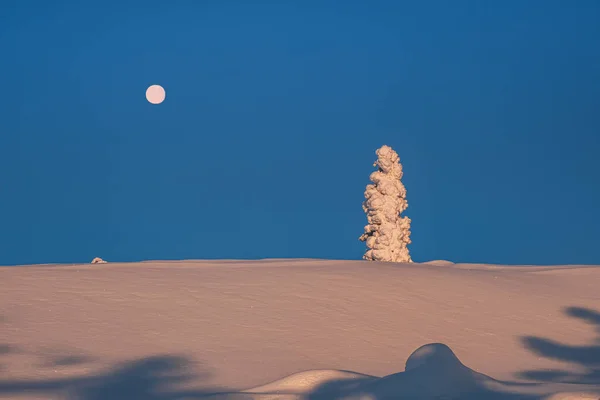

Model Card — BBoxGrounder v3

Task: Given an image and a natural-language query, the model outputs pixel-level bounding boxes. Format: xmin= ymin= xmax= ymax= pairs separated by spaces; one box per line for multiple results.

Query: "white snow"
xmin=359 ymin=145 xmax=412 ymax=263
xmin=1 ymin=259 xmax=599 ymax=399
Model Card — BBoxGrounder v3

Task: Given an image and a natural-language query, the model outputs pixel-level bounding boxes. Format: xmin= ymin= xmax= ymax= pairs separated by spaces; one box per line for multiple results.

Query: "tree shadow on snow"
xmin=0 ymin=343 xmax=20 ymax=374
xmin=0 ymin=353 xmax=228 ymax=400
xmin=518 ymin=306 xmax=600 ymax=385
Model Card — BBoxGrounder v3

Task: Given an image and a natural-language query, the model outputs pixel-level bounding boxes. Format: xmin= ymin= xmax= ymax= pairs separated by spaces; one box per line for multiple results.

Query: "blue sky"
xmin=1 ymin=1 xmax=599 ymax=265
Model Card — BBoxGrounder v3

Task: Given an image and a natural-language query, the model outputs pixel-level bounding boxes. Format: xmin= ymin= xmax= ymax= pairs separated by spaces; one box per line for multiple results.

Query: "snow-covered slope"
xmin=1 ymin=259 xmax=599 ymax=399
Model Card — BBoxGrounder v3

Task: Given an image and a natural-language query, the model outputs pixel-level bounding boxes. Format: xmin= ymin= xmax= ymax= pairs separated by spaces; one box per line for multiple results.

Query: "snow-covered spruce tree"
xmin=359 ymin=145 xmax=412 ymax=263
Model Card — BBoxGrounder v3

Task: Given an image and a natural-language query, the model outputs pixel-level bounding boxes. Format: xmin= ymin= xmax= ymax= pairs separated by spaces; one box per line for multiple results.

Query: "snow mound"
xmin=243 ymin=370 xmax=375 ymax=394
xmin=207 ymin=343 xmax=593 ymax=399
xmin=421 ymin=259 xmax=455 ymax=266
xmin=361 ymin=343 xmax=501 ymax=399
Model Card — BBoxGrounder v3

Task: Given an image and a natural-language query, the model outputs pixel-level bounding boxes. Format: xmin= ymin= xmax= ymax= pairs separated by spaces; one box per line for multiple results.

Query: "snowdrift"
xmin=1 ymin=259 xmax=599 ymax=399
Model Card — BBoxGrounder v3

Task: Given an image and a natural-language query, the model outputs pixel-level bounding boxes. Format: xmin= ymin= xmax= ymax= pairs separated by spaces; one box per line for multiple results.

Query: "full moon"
xmin=146 ymin=84 xmax=166 ymax=104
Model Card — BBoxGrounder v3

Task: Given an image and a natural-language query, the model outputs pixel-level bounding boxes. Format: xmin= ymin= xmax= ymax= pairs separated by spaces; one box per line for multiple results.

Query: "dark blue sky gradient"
xmin=1 ymin=1 xmax=599 ymax=265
